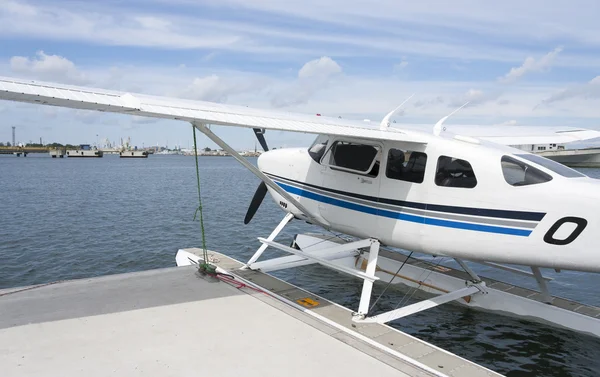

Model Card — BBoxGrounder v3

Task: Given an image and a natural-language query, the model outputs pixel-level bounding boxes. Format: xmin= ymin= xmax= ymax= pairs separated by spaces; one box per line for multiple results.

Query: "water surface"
xmin=1 ymin=154 xmax=599 ymax=376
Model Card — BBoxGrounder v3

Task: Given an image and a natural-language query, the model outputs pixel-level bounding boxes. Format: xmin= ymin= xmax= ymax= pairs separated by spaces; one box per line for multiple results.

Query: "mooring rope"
xmin=191 ymin=125 xmax=213 ymax=274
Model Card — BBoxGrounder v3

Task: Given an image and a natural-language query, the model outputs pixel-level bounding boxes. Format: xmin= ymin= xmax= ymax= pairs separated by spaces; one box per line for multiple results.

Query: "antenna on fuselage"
xmin=433 ymin=101 xmax=470 ymax=136
xmin=379 ymin=93 xmax=415 ymax=130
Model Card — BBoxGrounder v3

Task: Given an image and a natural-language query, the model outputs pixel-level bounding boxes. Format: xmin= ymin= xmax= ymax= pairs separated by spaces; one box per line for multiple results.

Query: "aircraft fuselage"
xmin=258 ymin=134 xmax=600 ymax=273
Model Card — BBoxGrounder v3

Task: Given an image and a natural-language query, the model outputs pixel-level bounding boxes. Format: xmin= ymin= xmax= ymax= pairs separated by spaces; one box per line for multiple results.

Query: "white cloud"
xmin=272 ymin=57 xmax=342 ymax=108
xmin=451 ymin=89 xmax=502 ymax=107
xmin=147 ymin=0 xmax=600 ymax=67
xmin=178 ymin=75 xmax=232 ymax=102
xmin=10 ymin=51 xmax=89 ymax=84
xmin=3 ymin=1 xmax=600 ymax=66
xmin=201 ymin=52 xmax=219 ymax=62
xmin=412 ymin=47 xmax=564 ymax=110
xmin=175 ymin=74 xmax=271 ymax=103
xmin=110 ymin=62 xmax=596 ymax=128
xmin=2 ymin=47 xmax=600 ymax=151
xmin=3 ymin=0 xmax=38 ymax=17
xmin=162 ymin=0 xmax=597 ymax=43
xmin=0 ymin=1 xmax=241 ymax=51
xmin=541 ymin=76 xmax=600 ymax=105
xmin=298 ymin=57 xmax=342 ymax=80
xmin=134 ymin=16 xmax=171 ymax=31
xmin=394 ymin=58 xmax=408 ymax=72
xmin=500 ymin=47 xmax=563 ymax=83
xmin=414 ymin=96 xmax=444 ymax=108
xmin=413 ymin=89 xmax=502 ymax=111
xmin=493 ymin=120 xmax=519 ymax=126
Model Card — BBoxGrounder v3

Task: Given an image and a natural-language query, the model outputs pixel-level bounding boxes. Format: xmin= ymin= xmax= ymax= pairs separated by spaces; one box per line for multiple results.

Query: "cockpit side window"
xmin=308 ymin=140 xmax=328 ymax=163
xmin=501 ymin=156 xmax=553 ymax=186
xmin=326 ymin=140 xmax=380 ymax=177
xmin=515 ymin=153 xmax=586 ymax=178
xmin=386 ymin=149 xmax=427 ymax=183
xmin=435 ymin=156 xmax=477 ymax=188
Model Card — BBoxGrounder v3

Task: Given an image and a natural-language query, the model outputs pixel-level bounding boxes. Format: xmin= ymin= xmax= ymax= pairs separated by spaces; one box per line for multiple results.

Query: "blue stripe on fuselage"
xmin=265 ymin=172 xmax=545 ymax=221
xmin=275 ymin=181 xmax=532 ymax=237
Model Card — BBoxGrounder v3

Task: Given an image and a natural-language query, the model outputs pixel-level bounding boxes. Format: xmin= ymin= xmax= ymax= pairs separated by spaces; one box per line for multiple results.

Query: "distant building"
xmin=511 ymin=143 xmax=566 ymax=152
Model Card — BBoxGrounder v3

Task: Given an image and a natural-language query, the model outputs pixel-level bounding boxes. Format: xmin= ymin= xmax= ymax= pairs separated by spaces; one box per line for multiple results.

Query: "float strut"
xmin=455 ymin=258 xmax=481 ymax=282
xmin=356 ymin=239 xmax=381 ymax=317
xmin=243 ymin=212 xmax=294 ymax=268
xmin=531 ymin=266 xmax=553 ymax=304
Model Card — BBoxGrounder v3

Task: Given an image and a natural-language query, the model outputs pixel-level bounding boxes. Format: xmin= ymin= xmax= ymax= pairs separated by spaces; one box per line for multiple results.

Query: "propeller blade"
xmin=244 ymin=181 xmax=268 ymax=224
xmin=244 ymin=129 xmax=269 ymax=224
xmin=253 ymin=128 xmax=269 ymax=152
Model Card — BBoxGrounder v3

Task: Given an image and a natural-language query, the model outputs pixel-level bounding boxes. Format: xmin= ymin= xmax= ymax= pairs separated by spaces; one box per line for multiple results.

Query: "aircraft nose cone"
xmin=258 ymin=147 xmax=305 ymax=177
xmin=257 ymin=151 xmax=267 ymax=171
xmin=257 ymin=149 xmax=278 ymax=173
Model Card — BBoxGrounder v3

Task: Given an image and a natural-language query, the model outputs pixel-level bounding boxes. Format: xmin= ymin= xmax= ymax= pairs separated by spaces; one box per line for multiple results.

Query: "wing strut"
xmin=192 ymin=122 xmax=330 ymax=229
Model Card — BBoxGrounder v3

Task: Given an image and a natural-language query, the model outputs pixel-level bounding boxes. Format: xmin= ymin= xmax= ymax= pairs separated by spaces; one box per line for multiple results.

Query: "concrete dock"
xmin=0 ymin=250 xmax=503 ymax=377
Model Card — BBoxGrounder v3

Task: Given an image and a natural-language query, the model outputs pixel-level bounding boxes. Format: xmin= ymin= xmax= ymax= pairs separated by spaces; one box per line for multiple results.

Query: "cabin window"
xmin=326 ymin=141 xmax=380 ymax=176
xmin=501 ymin=156 xmax=553 ymax=186
xmin=435 ymin=156 xmax=477 ymax=188
xmin=308 ymin=140 xmax=328 ymax=163
xmin=386 ymin=149 xmax=427 ymax=183
xmin=515 ymin=153 xmax=586 ymax=178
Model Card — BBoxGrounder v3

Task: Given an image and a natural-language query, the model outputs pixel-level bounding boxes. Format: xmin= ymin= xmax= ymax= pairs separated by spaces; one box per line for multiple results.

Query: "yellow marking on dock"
xmin=297 ymin=297 xmax=320 ymax=308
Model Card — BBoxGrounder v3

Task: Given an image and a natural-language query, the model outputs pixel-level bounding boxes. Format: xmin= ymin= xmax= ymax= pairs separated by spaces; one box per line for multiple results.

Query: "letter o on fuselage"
xmin=543 ymin=217 xmax=588 ymax=246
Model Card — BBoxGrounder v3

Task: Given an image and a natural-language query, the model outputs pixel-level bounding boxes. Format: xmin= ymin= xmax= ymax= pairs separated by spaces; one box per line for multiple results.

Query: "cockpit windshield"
xmin=515 ymin=154 xmax=586 ymax=178
xmin=308 ymin=137 xmax=328 ymax=163
xmin=501 ymin=156 xmax=552 ymax=186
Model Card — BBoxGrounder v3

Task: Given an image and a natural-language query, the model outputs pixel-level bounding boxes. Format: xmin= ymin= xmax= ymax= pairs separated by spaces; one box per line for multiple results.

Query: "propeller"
xmin=244 ymin=181 xmax=268 ymax=224
xmin=244 ymin=128 xmax=269 ymax=224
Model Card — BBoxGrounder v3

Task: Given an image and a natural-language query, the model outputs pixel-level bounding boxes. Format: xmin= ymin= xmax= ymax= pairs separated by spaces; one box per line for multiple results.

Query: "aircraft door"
xmin=378 ymin=146 xmax=429 ymax=250
xmin=319 ymin=140 xmax=383 ymax=237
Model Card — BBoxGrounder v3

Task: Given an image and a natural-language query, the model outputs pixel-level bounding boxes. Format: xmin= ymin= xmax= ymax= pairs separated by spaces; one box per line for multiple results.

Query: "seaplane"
xmin=1 ymin=76 xmax=600 ymax=338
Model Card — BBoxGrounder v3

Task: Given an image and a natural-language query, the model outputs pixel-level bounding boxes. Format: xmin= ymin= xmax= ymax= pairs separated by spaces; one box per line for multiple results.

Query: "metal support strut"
xmin=358 ymin=255 xmax=487 ymax=324
xmin=243 ymin=213 xmax=294 ymax=268
xmin=243 ymin=233 xmax=381 ymax=316
xmin=192 ymin=122 xmax=329 ymax=230
xmin=455 ymin=258 xmax=481 ymax=282
xmin=356 ymin=239 xmax=381 ymax=318
xmin=531 ymin=266 xmax=553 ymax=304
xmin=256 ymin=238 xmax=378 ymax=282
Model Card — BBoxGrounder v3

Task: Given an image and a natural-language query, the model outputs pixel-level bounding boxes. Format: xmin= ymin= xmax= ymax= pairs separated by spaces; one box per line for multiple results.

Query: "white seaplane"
xmin=1 ymin=76 xmax=600 ymax=338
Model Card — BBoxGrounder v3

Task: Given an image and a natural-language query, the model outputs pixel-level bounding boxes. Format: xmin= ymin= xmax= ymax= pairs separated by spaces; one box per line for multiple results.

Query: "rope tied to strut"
xmin=192 ymin=125 xmax=215 ymax=275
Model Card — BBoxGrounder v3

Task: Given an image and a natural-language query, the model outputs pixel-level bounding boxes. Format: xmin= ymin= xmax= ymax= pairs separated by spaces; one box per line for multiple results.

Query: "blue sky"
xmin=0 ymin=0 xmax=599 ymax=149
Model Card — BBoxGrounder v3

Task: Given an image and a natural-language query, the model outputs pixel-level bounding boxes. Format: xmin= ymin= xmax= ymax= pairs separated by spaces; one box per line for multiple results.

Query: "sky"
xmin=0 ymin=0 xmax=599 ymax=150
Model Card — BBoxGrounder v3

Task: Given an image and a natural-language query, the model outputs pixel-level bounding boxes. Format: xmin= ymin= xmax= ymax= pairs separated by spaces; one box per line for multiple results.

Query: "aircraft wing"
xmin=0 ymin=76 xmax=427 ymax=144
xmin=441 ymin=124 xmax=600 ymax=146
